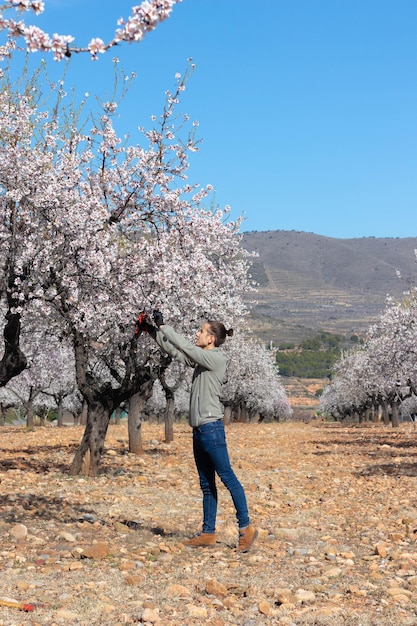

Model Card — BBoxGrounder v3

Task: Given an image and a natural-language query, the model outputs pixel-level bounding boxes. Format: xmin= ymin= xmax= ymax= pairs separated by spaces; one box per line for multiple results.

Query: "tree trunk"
xmin=381 ymin=399 xmax=390 ymax=426
xmin=57 ymin=399 xmax=64 ymax=427
xmin=238 ymin=401 xmax=247 ymax=423
xmin=79 ymin=400 xmax=88 ymax=426
xmin=223 ymin=405 xmax=232 ymax=426
xmin=26 ymin=396 xmax=34 ymax=431
xmin=391 ymin=401 xmax=400 ymax=428
xmin=69 ymin=401 xmax=112 ymax=477
xmin=128 ymin=387 xmax=152 ymax=454
xmin=0 ymin=306 xmax=27 ymax=387
xmin=114 ymin=406 xmax=122 ymax=425
xmin=157 ymin=357 xmax=175 ymax=443
xmin=164 ymin=396 xmax=175 ymax=443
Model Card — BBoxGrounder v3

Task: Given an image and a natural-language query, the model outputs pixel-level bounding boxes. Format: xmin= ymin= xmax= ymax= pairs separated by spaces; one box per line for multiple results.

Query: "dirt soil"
xmin=1 ymin=421 xmax=417 ymax=625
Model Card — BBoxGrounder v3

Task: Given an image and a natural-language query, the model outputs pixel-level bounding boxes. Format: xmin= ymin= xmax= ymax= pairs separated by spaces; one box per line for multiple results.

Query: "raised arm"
xmin=154 ymin=326 xmax=196 ymax=367
xmin=156 ymin=325 xmax=223 ymax=371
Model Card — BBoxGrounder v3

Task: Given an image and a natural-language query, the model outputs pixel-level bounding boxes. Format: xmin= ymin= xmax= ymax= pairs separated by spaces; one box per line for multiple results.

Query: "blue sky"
xmin=7 ymin=0 xmax=417 ymax=238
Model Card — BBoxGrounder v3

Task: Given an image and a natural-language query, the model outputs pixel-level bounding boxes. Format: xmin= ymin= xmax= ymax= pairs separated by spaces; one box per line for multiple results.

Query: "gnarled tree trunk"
xmin=0 ymin=265 xmax=29 ymax=387
xmin=69 ymin=400 xmax=112 ymax=477
xmin=70 ymin=327 xmax=159 ymax=474
xmin=0 ymin=308 xmax=27 ymax=387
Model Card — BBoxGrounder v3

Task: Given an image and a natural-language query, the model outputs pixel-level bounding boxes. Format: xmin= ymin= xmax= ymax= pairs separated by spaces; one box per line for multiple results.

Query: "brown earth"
xmin=1 ymin=421 xmax=417 ymax=625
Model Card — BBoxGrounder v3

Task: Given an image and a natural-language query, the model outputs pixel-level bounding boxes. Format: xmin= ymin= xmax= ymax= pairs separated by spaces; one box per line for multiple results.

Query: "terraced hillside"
xmin=241 ymin=230 xmax=417 ymax=344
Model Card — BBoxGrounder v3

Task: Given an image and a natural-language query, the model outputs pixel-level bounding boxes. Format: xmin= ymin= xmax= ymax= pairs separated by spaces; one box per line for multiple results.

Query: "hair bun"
xmin=227 ymin=328 xmax=234 ymax=337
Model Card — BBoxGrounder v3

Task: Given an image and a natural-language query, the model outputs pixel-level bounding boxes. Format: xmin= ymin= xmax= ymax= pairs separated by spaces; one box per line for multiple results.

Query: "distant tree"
xmin=222 ymin=333 xmax=291 ymax=422
xmin=0 ymin=326 xmax=77 ymax=429
xmin=320 ymin=293 xmax=417 ymax=426
xmin=276 ymin=331 xmax=359 ymax=379
xmin=300 ymin=337 xmax=321 ymax=351
xmin=278 ymin=341 xmax=295 ymax=350
xmin=276 ymin=350 xmax=338 ymax=378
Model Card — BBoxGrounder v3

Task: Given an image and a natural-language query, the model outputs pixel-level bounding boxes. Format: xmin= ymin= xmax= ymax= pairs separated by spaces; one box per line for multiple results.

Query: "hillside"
xmin=241 ymin=230 xmax=417 ymax=344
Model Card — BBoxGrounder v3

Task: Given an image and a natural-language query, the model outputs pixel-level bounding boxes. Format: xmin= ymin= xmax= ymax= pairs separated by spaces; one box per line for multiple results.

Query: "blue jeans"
xmin=192 ymin=420 xmax=250 ymax=533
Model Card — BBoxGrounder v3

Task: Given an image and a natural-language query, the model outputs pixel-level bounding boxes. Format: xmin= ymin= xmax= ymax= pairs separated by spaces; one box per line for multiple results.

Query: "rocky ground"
xmin=1 ymin=420 xmax=417 ymax=625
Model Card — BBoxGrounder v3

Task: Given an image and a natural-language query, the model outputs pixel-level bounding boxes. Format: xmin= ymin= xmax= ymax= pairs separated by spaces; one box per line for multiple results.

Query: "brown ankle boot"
xmin=237 ymin=524 xmax=258 ymax=552
xmin=183 ymin=532 xmax=216 ymax=548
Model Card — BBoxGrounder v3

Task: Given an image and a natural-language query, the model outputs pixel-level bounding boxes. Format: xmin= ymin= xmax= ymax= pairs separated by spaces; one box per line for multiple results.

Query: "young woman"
xmin=144 ymin=310 xmax=257 ymax=552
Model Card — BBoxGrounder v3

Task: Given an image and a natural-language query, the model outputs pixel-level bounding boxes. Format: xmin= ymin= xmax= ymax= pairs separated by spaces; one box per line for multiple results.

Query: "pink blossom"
xmin=0 ymin=0 xmax=180 ymax=59
xmin=88 ymin=37 xmax=106 ymax=59
xmin=22 ymin=24 xmax=51 ymax=52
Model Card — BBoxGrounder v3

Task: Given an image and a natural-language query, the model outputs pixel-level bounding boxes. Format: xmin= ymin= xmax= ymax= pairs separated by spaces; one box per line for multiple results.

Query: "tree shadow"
xmin=0 ymin=494 xmax=182 ymax=537
xmin=0 ymin=441 xmax=178 ymax=478
xmin=120 ymin=519 xmax=175 ymax=537
xmin=355 ymin=462 xmax=417 ymax=478
xmin=0 ymin=453 xmax=71 ymax=474
xmin=0 ymin=442 xmax=83 ymax=474
xmin=311 ymin=434 xmax=417 ymax=452
xmin=0 ymin=493 xmax=97 ymax=523
xmin=310 ymin=432 xmax=417 ymax=476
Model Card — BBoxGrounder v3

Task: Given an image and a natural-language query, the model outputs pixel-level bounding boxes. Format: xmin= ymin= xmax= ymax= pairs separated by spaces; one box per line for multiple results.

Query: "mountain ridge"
xmin=241 ymin=230 xmax=417 ymax=344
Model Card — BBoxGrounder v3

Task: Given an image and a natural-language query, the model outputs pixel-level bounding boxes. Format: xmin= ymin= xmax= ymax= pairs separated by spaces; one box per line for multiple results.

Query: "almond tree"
xmin=0 ymin=327 xmax=77 ymax=429
xmin=0 ymin=66 xmax=253 ymax=475
xmin=365 ymin=295 xmax=417 ymax=426
xmin=320 ymin=293 xmax=417 ymax=426
xmin=222 ymin=333 xmax=292 ymax=422
xmin=0 ymin=66 xmax=59 ymax=387
xmin=319 ymin=347 xmax=371 ymax=422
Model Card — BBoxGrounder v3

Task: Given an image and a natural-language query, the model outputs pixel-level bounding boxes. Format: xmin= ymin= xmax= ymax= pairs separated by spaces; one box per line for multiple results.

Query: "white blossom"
xmin=0 ymin=0 xmax=180 ymax=60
